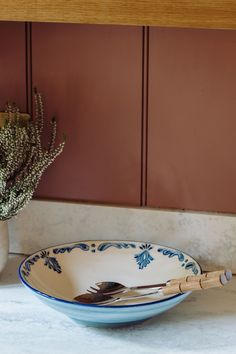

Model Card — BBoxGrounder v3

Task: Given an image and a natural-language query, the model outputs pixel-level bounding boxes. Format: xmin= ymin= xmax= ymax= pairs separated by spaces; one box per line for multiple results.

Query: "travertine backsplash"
xmin=7 ymin=200 xmax=236 ymax=272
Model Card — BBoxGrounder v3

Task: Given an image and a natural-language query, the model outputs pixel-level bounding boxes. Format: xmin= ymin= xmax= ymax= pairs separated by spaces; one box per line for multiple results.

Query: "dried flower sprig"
xmin=0 ymin=90 xmax=65 ymax=220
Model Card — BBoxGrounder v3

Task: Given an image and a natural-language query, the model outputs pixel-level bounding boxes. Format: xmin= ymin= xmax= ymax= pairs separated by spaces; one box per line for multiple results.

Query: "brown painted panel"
xmin=32 ymin=23 xmax=142 ymax=205
xmin=148 ymin=27 xmax=236 ymax=213
xmin=0 ymin=22 xmax=26 ymax=111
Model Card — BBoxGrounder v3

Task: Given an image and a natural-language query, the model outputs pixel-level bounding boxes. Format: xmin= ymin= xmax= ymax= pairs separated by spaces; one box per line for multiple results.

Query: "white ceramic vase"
xmin=0 ymin=221 xmax=9 ymax=274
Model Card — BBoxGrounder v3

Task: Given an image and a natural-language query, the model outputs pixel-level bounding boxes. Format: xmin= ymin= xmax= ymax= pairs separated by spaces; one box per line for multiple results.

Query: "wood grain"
xmin=170 ymin=270 xmax=232 ymax=285
xmin=163 ymin=274 xmax=227 ymax=296
xmin=0 ymin=1 xmax=236 ymax=29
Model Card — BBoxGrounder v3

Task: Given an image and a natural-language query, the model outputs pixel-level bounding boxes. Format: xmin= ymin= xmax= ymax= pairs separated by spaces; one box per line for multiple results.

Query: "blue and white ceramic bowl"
xmin=19 ymin=240 xmax=201 ymax=327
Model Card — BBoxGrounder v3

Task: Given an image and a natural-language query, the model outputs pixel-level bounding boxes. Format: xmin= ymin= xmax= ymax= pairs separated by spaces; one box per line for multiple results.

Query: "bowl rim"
xmin=18 ymin=239 xmax=202 ymax=309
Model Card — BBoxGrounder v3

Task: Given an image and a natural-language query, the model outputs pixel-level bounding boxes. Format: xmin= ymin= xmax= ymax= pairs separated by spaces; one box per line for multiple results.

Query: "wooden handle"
xmin=169 ymin=269 xmax=232 ymax=286
xmin=163 ymin=274 xmax=228 ymax=296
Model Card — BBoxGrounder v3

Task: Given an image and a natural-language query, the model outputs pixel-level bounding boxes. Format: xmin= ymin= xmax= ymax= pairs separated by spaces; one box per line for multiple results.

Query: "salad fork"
xmin=75 ymin=270 xmax=232 ymax=305
xmin=87 ymin=269 xmax=232 ymax=296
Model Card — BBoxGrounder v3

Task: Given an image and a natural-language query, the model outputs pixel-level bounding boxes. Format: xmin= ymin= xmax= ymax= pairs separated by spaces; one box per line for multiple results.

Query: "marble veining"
xmin=0 ymin=255 xmax=236 ymax=354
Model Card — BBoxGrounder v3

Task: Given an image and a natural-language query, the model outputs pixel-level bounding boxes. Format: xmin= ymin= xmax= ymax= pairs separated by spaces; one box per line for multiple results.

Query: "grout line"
xmin=32 ymin=197 xmax=236 ymax=217
xmin=9 ymin=252 xmax=29 ymax=257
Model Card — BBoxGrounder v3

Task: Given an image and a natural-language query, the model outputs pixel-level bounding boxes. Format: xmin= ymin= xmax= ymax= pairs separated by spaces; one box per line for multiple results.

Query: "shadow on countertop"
xmin=0 ymin=254 xmax=26 ymax=286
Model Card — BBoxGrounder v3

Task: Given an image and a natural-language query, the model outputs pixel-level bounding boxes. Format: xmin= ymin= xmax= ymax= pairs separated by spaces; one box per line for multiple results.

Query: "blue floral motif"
xmin=185 ymin=261 xmax=199 ymax=275
xmin=22 ymin=254 xmax=40 ymax=276
xmin=53 ymin=243 xmax=89 ymax=254
xmin=22 ymin=242 xmax=90 ymax=278
xmin=157 ymin=248 xmax=199 ymax=275
xmin=157 ymin=248 xmax=185 ymax=262
xmin=40 ymin=251 xmax=61 ymax=274
xmin=21 ymin=270 xmax=28 ymax=278
xmin=97 ymin=242 xmax=136 ymax=252
xmin=22 ymin=251 xmax=62 ymax=277
xmin=134 ymin=244 xmax=154 ymax=270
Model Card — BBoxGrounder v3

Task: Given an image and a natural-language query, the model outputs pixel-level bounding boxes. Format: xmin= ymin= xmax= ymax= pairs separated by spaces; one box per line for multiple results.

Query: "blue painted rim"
xmin=18 ymin=240 xmax=202 ymax=309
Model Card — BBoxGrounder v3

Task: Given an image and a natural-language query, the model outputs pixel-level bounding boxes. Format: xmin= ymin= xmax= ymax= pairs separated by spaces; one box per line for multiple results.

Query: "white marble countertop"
xmin=0 ymin=255 xmax=236 ymax=354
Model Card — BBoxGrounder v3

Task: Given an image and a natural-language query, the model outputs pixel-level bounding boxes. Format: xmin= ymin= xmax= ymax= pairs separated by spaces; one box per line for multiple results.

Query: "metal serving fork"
xmin=87 ymin=269 xmax=232 ymax=296
xmin=74 ymin=270 xmax=232 ymax=305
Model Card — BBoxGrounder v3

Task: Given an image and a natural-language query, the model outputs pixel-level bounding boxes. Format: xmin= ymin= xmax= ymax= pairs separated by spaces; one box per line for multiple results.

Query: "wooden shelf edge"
xmin=1 ymin=0 xmax=236 ymax=29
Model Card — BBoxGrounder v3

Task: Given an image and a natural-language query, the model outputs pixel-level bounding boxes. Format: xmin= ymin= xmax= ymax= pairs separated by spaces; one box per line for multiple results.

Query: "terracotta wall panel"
xmin=0 ymin=22 xmax=26 ymax=111
xmin=148 ymin=28 xmax=236 ymax=213
xmin=32 ymin=24 xmax=142 ymax=205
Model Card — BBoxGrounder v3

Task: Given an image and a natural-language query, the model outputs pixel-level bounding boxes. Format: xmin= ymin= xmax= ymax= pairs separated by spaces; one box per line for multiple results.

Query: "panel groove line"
xmin=140 ymin=26 xmax=149 ymax=207
xmin=25 ymin=22 xmax=33 ymax=114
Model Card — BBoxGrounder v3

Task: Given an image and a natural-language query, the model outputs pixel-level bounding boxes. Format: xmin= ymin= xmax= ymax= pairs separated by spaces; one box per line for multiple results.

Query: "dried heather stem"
xmin=34 ymin=88 xmax=44 ymax=134
xmin=48 ymin=117 xmax=57 ymax=153
xmin=0 ymin=91 xmax=65 ymax=220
